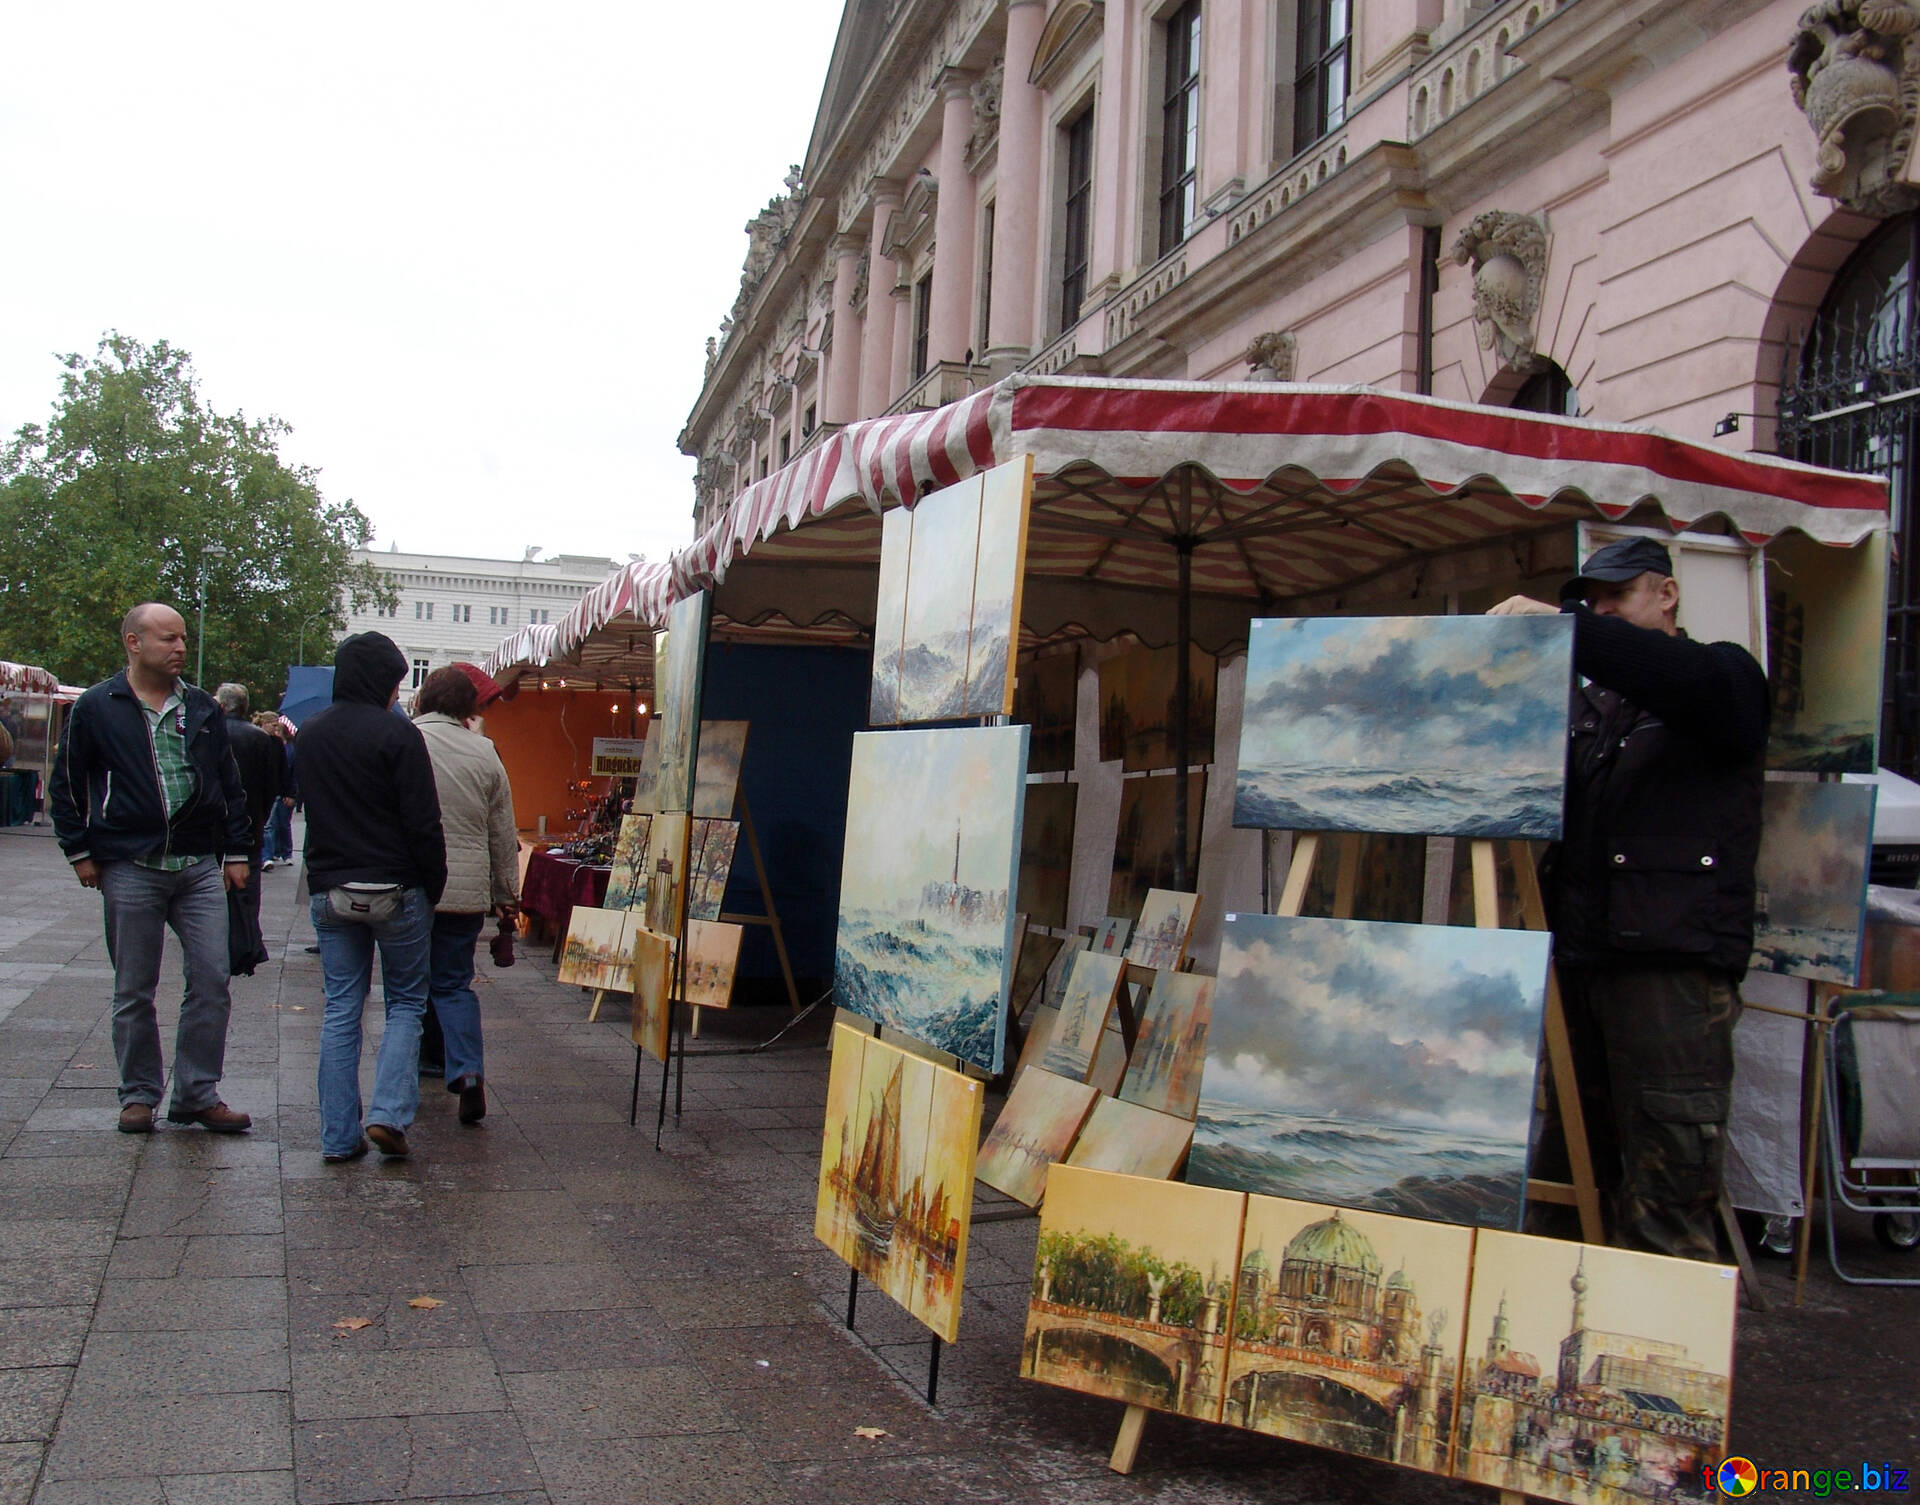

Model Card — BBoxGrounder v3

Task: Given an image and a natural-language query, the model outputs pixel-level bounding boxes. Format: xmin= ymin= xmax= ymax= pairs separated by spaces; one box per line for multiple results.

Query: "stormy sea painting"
xmin=1234 ymin=616 xmax=1572 ymax=840
xmin=834 ymin=725 xmax=1030 ymax=1074
xmin=1190 ymin=913 xmax=1551 ymax=1228
xmin=1751 ymin=781 xmax=1876 ymax=984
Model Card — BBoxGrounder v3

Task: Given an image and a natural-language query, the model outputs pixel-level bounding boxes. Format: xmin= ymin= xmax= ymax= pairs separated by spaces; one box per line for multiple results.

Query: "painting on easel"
xmin=1040 ymin=950 xmax=1124 ymax=1083
xmin=603 ymin=813 xmax=653 ymax=910
xmin=682 ymin=919 xmax=743 ymax=1009
xmin=557 ymin=907 xmax=633 ymax=993
xmin=1109 ymin=772 xmax=1205 ymax=916
xmin=1190 ymin=913 xmax=1550 ymax=1228
xmin=1234 ymin=615 xmax=1572 ymax=839
xmin=630 ymin=925 xmax=673 ymax=1062
xmin=687 ymin=818 xmax=740 ymax=923
xmin=1065 ymin=1097 xmax=1193 ymax=1180
xmin=1126 ymin=887 xmax=1199 ymax=972
xmin=693 ymin=720 xmax=749 ymax=819
xmin=1124 ymin=643 xmax=1216 ymax=773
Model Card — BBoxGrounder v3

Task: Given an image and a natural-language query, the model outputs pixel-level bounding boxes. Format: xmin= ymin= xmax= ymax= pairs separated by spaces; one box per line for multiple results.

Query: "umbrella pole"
xmin=1173 ymin=472 xmax=1195 ymax=889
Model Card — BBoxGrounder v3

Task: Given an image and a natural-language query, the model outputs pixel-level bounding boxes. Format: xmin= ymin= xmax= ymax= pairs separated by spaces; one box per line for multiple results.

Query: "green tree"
xmin=0 ymin=332 xmax=394 ymax=697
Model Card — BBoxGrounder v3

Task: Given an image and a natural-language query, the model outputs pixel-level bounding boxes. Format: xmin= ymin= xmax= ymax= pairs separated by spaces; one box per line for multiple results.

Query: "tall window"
xmin=1061 ymin=108 xmax=1095 ymax=329
xmin=410 ymin=658 xmax=430 ymax=689
xmin=1293 ymin=0 xmax=1351 ymax=155
xmin=912 ymin=273 xmax=933 ymax=380
xmin=1158 ymin=1 xmax=1201 ymax=258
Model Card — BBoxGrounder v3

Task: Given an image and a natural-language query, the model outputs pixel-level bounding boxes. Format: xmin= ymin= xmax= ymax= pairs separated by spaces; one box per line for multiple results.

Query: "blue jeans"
xmin=266 ymin=801 xmax=294 ymax=863
xmin=311 ymin=887 xmax=432 ymax=1156
xmin=99 ymin=857 xmax=232 ymax=1112
xmin=428 ymin=912 xmax=487 ymax=1085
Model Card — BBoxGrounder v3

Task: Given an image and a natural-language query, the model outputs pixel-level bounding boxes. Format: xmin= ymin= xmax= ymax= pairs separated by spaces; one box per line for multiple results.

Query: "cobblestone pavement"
xmin=0 ymin=821 xmax=1914 ymax=1504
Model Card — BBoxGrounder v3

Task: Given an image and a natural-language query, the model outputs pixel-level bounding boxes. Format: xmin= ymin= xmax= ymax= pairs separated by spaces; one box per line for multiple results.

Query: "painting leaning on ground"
xmin=1233 ymin=614 xmax=1573 ymax=840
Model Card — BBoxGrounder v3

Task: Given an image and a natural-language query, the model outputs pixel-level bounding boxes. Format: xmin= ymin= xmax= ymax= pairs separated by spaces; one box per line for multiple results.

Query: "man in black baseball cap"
xmin=1492 ymin=536 xmax=1767 ymax=1261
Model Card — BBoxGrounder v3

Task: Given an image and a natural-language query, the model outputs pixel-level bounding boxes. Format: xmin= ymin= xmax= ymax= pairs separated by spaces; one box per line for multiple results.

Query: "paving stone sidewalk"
xmin=0 ymin=822 xmax=1914 ymax=1504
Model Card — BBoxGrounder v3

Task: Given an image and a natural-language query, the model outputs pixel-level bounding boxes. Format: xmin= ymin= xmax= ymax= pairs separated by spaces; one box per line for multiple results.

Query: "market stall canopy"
xmin=0 ymin=661 xmax=60 ymax=695
xmin=483 ymin=602 xmax=658 ymax=696
xmin=635 ymin=376 xmax=1889 ymax=645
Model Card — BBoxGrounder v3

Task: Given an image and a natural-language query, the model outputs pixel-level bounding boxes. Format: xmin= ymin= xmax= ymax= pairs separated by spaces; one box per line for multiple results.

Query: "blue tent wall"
xmin=700 ymin=641 xmax=868 ymax=995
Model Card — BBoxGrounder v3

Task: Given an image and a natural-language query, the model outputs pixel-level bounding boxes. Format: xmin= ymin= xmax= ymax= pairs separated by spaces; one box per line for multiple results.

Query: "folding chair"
xmin=1822 ymin=1000 xmax=1920 ymax=1286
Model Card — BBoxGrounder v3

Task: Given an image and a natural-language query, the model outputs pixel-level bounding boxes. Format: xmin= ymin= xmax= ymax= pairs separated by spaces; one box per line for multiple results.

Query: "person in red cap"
xmin=410 ymin=663 xmax=519 ymax=1124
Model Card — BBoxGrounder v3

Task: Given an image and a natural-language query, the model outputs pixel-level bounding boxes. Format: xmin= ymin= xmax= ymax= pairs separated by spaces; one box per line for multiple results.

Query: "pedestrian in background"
xmin=48 ymin=603 xmax=253 ymax=1134
xmin=412 ymin=663 xmax=519 ymax=1125
xmin=254 ymin=711 xmax=296 ymax=869
xmin=298 ymin=633 xmax=446 ymax=1161
xmin=218 ymin=684 xmax=282 ymax=972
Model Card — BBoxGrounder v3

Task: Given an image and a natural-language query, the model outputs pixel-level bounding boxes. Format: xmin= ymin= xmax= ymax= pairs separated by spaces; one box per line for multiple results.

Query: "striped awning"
xmin=0 ymin=660 xmax=60 ymax=695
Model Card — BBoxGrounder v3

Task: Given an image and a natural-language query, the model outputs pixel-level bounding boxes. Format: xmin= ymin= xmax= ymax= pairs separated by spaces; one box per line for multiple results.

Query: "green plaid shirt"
xmin=134 ymin=690 xmax=198 ymax=872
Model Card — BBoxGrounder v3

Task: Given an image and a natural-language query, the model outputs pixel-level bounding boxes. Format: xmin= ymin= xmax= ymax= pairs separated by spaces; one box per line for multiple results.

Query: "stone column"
xmin=858 ymin=183 xmax=903 ymax=418
xmin=986 ymin=0 xmax=1047 ymax=369
xmin=929 ymin=70 xmax=979 ymax=367
xmin=825 ymin=235 xmax=863 ymax=425
xmin=889 ymin=279 xmax=914 ymax=403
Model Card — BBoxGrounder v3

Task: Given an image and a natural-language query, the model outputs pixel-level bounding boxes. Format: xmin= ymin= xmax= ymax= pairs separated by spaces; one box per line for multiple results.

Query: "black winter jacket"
xmin=225 ymin=713 xmax=285 ymax=844
xmin=1544 ymin=605 xmax=1768 ymax=975
xmin=296 ymin=633 xmax=448 ymax=905
xmin=50 ymin=672 xmax=252 ymax=864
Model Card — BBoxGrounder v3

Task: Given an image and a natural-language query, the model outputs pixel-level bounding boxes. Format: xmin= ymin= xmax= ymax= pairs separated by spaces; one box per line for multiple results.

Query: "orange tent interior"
xmin=483 ymin=688 xmax=651 ymax=838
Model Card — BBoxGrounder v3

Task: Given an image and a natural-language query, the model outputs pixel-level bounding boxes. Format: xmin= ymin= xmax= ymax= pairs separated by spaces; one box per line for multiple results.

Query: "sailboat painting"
xmin=1040 ymin=951 xmax=1125 ymax=1083
xmin=815 ymin=1023 xmax=984 ymax=1342
xmin=835 ymin=725 xmax=1030 ymax=1073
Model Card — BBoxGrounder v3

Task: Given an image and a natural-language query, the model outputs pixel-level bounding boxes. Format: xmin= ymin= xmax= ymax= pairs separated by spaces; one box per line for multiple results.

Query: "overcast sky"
xmin=0 ymin=1 xmax=846 ymax=569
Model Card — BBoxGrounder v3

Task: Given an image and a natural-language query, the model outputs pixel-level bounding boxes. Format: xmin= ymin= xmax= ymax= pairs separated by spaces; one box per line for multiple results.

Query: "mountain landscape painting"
xmin=1752 ymin=781 xmax=1876 ymax=983
xmin=895 ymin=473 xmax=982 ymax=723
xmin=834 ymin=725 xmax=1030 ymax=1073
xmin=1191 ymin=913 xmax=1551 ymax=1227
xmin=1234 ymin=615 xmax=1572 ymax=839
xmin=961 ymin=455 xmax=1033 ymax=717
xmin=869 ymin=507 xmax=912 ymax=725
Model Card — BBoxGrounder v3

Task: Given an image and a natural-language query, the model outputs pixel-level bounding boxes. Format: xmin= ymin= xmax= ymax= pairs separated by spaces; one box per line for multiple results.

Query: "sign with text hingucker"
xmin=591 ymin=737 xmax=648 ymax=778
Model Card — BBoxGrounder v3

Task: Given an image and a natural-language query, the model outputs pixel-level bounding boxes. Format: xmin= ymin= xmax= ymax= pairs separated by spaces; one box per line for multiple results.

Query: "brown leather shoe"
xmin=453 ymin=1076 xmax=486 ymax=1125
xmin=165 ymin=1101 xmax=252 ymax=1133
xmin=117 ymin=1103 xmax=155 ymax=1134
xmin=365 ymin=1123 xmax=410 ymax=1158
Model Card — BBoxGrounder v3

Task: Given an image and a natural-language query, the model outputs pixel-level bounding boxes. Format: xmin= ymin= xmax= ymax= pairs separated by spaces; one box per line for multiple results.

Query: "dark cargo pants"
xmin=1550 ymin=965 xmax=1741 ymax=1262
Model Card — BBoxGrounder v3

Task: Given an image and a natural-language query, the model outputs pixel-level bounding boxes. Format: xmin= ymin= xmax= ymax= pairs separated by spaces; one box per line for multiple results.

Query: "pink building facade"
xmin=682 ymin=0 xmax=1920 ymax=768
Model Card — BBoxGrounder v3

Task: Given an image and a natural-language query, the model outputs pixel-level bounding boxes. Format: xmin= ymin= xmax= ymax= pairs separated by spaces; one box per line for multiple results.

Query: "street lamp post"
xmin=298 ymin=612 xmax=331 ymax=667
xmin=195 ymin=544 xmax=228 ymax=687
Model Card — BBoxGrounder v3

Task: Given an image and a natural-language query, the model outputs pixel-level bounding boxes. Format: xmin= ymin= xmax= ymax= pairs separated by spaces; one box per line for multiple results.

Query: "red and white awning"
xmin=0 ymin=660 xmax=60 ymax=695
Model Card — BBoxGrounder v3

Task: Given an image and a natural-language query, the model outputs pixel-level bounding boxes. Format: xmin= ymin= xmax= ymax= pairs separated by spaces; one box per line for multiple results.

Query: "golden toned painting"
xmin=1109 ymin=773 xmax=1206 ymax=917
xmin=815 ymin=1025 xmax=983 ymax=1343
xmin=977 ymin=1067 xmax=1100 ymax=1206
xmin=1040 ymin=951 xmax=1125 ymax=1082
xmin=1127 ymin=888 xmax=1200 ymax=972
xmin=604 ymin=814 xmax=654 ymax=911
xmin=1458 ymin=1232 xmax=1736 ymax=1503
xmin=688 ymin=818 xmax=740 ymax=923
xmin=1065 ymin=1097 xmax=1193 ymax=1180
xmin=557 ymin=907 xmax=633 ymax=993
xmin=693 ymin=720 xmax=750 ymax=819
xmin=641 ymin=811 xmax=689 ymax=938
xmin=1225 ymin=1197 xmax=1473 ymax=1474
xmin=1097 ymin=651 xmax=1129 ymax=763
xmin=1018 ymin=781 xmax=1078 ymax=931
xmin=1024 ymin=1165 xmax=1248 ymax=1422
xmin=962 ymin=455 xmax=1034 ymax=717
xmin=683 ymin=919 xmax=743 ymax=1009
xmin=630 ymin=925 xmax=674 ymax=1062
xmin=1118 ymin=972 xmax=1214 ymax=1120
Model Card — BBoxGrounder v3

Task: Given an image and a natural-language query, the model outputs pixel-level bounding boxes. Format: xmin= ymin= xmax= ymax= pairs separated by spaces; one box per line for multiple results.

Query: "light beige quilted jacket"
xmin=414 ymin=713 xmax=519 ymax=914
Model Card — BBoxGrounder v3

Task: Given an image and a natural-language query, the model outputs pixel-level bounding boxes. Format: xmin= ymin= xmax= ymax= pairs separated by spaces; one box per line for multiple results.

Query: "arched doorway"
xmin=1777 ymin=214 xmax=1919 ymax=776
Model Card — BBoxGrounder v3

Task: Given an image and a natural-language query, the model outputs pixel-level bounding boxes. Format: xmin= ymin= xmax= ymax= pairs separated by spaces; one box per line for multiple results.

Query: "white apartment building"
xmin=338 ymin=548 xmax=621 ymax=690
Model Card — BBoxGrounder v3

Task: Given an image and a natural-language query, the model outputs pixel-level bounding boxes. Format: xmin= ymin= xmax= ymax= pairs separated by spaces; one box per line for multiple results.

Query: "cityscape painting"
xmin=834 ymin=725 xmax=1029 ymax=1074
xmin=1234 ymin=615 xmax=1572 ymax=839
xmin=1191 ymin=913 xmax=1551 ymax=1228
xmin=1458 ymin=1231 xmax=1736 ymax=1504
xmin=1127 ymin=887 xmax=1200 ymax=972
xmin=688 ymin=817 xmax=740 ymax=922
xmin=1024 ymin=1166 xmax=1247 ymax=1421
xmin=693 ymin=720 xmax=749 ymax=819
xmin=1225 ymin=1196 xmax=1473 ymax=1475
xmin=630 ymin=924 xmax=673 ymax=1061
xmin=976 ymin=1067 xmax=1100 ymax=1206
xmin=815 ymin=1024 xmax=983 ymax=1343
xmin=557 ymin=907 xmax=633 ymax=993
xmin=604 ymin=813 xmax=654 ymax=910
xmin=1039 ymin=950 xmax=1125 ymax=1082
xmin=1751 ymin=781 xmax=1876 ymax=984
xmin=642 ymin=811 xmax=689 ymax=938
xmin=1065 ymin=1096 xmax=1194 ymax=1180
xmin=683 ymin=919 xmax=743 ymax=1009
xmin=1117 ymin=971 xmax=1214 ymax=1120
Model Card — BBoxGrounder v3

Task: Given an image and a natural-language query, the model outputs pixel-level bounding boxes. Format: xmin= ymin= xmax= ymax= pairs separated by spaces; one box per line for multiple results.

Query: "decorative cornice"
xmin=1408 ymin=0 xmax=1573 ymax=141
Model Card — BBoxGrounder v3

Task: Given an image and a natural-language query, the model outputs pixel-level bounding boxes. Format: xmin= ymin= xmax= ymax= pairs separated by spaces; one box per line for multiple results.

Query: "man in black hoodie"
xmin=298 ymin=633 xmax=447 ymax=1161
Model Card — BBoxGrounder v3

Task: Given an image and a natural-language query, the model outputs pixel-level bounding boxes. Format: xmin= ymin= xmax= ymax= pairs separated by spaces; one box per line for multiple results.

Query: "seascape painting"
xmin=557 ymin=907 xmax=633 ymax=993
xmin=693 ymin=720 xmax=749 ymax=819
xmin=895 ymin=474 xmax=982 ymax=723
xmin=977 ymin=1067 xmax=1099 ymax=1206
xmin=604 ymin=814 xmax=654 ymax=910
xmin=1109 ymin=773 xmax=1206 ymax=916
xmin=688 ymin=818 xmax=741 ymax=923
xmin=1018 ymin=781 xmax=1078 ymax=931
xmin=961 ymin=455 xmax=1032 ymax=717
xmin=834 ymin=724 xmax=1030 ymax=1074
xmin=1234 ymin=615 xmax=1573 ymax=840
xmin=1752 ymin=781 xmax=1876 ymax=984
xmin=1190 ymin=913 xmax=1551 ymax=1227
xmin=1767 ymin=530 xmax=1886 ymax=774
xmin=1458 ymin=1232 xmax=1735 ymax=1504
xmin=1225 ymin=1197 xmax=1472 ymax=1475
xmin=815 ymin=1024 xmax=983 ymax=1343
xmin=683 ymin=919 xmax=743 ymax=1009
xmin=1124 ymin=644 xmax=1218 ymax=773
xmin=630 ymin=924 xmax=673 ymax=1061
xmin=1127 ymin=888 xmax=1200 ymax=972
xmin=869 ymin=506 xmax=912 ymax=725
xmin=1065 ymin=1096 xmax=1194 ymax=1180
xmin=1023 ymin=1165 xmax=1247 ymax=1422
xmin=1040 ymin=950 xmax=1125 ymax=1082
xmin=1009 ymin=929 xmax=1065 ymax=1016
xmin=1118 ymin=971 xmax=1214 ymax=1120
xmin=1015 ymin=650 xmax=1078 ymax=774
xmin=641 ymin=811 xmax=689 ymax=937
xmin=651 ymin=591 xmax=710 ymax=813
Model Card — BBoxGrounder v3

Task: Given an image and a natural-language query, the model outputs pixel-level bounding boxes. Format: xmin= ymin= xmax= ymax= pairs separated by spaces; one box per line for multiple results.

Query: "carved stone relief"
xmin=967 ymin=55 xmax=1004 ymax=163
xmin=1244 ymin=331 xmax=1298 ymax=382
xmin=1789 ymin=0 xmax=1920 ymax=216
xmin=1448 ymin=211 xmax=1549 ymax=371
xmin=851 ymin=250 xmax=870 ymax=306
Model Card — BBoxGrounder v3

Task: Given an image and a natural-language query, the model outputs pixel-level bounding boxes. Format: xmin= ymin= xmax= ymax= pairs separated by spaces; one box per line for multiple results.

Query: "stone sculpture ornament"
xmin=1244 ymin=330 xmax=1298 ymax=382
xmin=1789 ymin=0 xmax=1920 ymax=215
xmin=1448 ymin=211 xmax=1549 ymax=372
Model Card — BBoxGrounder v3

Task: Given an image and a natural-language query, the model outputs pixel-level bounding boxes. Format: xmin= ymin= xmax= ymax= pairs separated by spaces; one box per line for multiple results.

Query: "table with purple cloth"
xmin=519 ymin=851 xmax=611 ymax=945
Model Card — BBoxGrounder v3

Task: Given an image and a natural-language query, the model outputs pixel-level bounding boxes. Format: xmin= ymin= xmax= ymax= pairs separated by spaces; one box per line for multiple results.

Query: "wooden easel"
xmin=1108 ymin=832 xmax=1604 ymax=1478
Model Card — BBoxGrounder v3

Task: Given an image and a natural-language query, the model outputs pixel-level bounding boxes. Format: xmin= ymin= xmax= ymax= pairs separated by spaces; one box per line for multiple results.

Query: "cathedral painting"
xmin=1223 ymin=1197 xmax=1473 ymax=1475
xmin=1126 ymin=887 xmax=1200 ymax=972
xmin=1458 ymin=1231 xmax=1736 ymax=1503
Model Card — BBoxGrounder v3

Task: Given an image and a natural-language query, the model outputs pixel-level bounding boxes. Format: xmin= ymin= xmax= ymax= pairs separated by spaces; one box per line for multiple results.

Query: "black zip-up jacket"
xmin=1543 ymin=605 xmax=1769 ymax=975
xmin=226 ymin=712 xmax=285 ymax=844
xmin=297 ymin=633 xmax=447 ymax=905
xmin=50 ymin=672 xmax=252 ymax=864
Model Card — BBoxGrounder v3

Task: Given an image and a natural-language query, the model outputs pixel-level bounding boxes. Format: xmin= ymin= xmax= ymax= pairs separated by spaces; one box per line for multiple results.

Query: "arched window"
xmin=1509 ymin=362 xmax=1578 ymax=417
